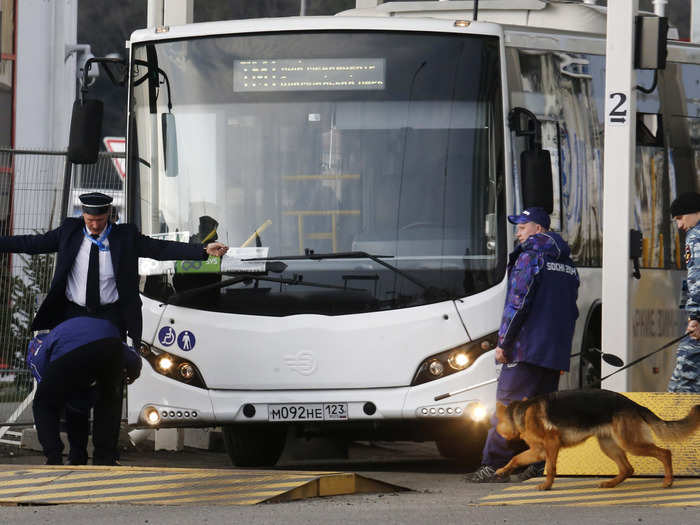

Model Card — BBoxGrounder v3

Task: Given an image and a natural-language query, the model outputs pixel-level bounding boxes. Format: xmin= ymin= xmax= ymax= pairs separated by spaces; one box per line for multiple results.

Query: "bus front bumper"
xmin=128 ymin=355 xmax=498 ymax=428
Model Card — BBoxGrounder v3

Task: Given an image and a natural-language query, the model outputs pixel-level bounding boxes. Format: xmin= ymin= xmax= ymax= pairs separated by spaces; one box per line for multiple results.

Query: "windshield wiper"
xmin=243 ymin=251 xmax=433 ymax=291
xmin=167 ymin=273 xmax=367 ymax=306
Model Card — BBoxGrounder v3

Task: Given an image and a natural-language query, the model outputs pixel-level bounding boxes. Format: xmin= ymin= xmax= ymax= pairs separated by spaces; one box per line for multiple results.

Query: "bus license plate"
xmin=268 ymin=403 xmax=348 ymax=421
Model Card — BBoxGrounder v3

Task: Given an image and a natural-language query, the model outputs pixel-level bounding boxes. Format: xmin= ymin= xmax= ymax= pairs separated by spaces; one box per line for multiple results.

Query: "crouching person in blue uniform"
xmin=467 ymin=207 xmax=579 ymax=483
xmin=668 ymin=192 xmax=700 ymax=393
xmin=27 ymin=316 xmax=141 ymax=465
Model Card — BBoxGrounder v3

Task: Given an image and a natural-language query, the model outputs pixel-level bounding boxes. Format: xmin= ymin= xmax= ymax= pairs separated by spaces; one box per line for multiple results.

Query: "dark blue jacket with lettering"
xmin=497 ymin=231 xmax=579 ymax=371
xmin=26 ymin=316 xmax=141 ymax=382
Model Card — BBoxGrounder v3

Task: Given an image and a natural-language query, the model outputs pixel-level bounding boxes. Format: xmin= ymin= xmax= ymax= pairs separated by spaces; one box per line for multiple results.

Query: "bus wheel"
xmin=435 ymin=422 xmax=488 ymax=469
xmin=579 ymin=304 xmax=602 ymax=388
xmin=222 ymin=423 xmax=287 ymax=467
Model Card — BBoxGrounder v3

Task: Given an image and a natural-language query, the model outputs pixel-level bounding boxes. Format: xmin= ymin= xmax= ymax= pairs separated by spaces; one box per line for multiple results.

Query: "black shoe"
xmin=45 ymin=458 xmax=63 ymax=466
xmin=513 ymin=463 xmax=545 ymax=482
xmin=464 ymin=465 xmax=510 ymax=483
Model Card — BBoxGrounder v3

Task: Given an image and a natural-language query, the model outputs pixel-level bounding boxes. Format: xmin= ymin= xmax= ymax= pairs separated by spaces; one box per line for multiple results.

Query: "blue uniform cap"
xmin=507 ymin=207 xmax=551 ymax=229
xmin=79 ymin=192 xmax=112 ymax=215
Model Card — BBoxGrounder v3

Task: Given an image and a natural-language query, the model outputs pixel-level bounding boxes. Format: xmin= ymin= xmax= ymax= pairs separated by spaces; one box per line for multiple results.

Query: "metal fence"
xmin=0 ymin=148 xmax=124 ymax=433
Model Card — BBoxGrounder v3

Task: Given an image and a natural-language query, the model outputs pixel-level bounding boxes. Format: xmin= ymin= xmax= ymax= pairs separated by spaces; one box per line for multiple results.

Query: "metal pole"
xmin=163 ymin=0 xmax=194 ymax=26
xmin=60 ymin=158 xmax=73 ymax=220
xmin=652 ymin=0 xmax=667 ymax=17
xmin=601 ymin=0 xmax=638 ymax=392
xmin=147 ymin=0 xmax=164 ymax=27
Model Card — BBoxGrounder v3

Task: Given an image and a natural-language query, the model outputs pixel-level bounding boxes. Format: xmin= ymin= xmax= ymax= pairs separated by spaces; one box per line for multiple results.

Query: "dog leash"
xmin=594 ymin=332 xmax=690 ymax=386
xmin=434 ymin=332 xmax=690 ymax=401
xmin=434 ymin=377 xmax=498 ymax=401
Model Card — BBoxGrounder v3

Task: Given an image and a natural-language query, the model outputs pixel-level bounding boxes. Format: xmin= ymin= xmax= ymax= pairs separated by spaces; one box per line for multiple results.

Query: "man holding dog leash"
xmin=466 ymin=207 xmax=579 ymax=483
xmin=668 ymin=192 xmax=700 ymax=393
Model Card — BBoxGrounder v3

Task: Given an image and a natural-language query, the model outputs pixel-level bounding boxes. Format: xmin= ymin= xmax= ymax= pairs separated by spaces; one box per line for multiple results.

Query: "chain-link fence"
xmin=0 ymin=148 xmax=124 ymax=433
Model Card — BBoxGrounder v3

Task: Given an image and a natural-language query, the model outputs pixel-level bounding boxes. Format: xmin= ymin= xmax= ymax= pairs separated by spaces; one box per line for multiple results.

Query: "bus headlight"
xmin=143 ymin=406 xmax=161 ymax=426
xmin=411 ymin=332 xmax=498 ymax=386
xmin=428 ymin=360 xmax=444 ymax=377
xmin=178 ymin=363 xmax=195 ymax=380
xmin=156 ymin=356 xmax=174 ymax=372
xmin=139 ymin=343 xmax=207 ymax=389
xmin=447 ymin=350 xmax=470 ymax=370
xmin=467 ymin=402 xmax=488 ymax=422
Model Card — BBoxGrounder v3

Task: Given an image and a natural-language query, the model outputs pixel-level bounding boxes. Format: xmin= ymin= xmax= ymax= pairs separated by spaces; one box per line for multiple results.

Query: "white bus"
xmin=72 ymin=1 xmax=698 ymax=466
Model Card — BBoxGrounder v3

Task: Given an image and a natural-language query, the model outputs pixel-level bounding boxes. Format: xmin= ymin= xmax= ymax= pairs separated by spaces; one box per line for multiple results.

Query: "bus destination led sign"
xmin=233 ymin=58 xmax=385 ymax=92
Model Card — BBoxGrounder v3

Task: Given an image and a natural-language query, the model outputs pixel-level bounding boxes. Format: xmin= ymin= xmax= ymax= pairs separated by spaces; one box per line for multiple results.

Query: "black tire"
xmin=579 ymin=304 xmax=602 ymax=389
xmin=435 ymin=421 xmax=488 ymax=469
xmin=222 ymin=424 xmax=287 ymax=467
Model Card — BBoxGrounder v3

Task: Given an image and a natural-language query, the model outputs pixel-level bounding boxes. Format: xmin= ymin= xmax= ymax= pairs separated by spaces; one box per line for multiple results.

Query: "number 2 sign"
xmin=607 ymin=92 xmax=629 ymax=126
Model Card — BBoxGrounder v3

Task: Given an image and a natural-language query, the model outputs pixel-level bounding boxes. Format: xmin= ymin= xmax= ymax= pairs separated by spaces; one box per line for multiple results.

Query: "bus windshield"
xmin=130 ymin=31 xmax=506 ymax=316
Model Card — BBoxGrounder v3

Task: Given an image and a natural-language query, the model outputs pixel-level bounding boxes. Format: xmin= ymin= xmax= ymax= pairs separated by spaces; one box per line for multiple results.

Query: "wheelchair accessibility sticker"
xmin=158 ymin=326 xmax=196 ymax=351
xmin=177 ymin=330 xmax=196 ymax=351
xmin=158 ymin=326 xmax=176 ymax=347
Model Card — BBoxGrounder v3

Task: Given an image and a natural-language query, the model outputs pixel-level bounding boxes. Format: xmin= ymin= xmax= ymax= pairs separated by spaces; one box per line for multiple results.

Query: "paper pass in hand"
xmin=221 ymin=247 xmax=270 ymax=273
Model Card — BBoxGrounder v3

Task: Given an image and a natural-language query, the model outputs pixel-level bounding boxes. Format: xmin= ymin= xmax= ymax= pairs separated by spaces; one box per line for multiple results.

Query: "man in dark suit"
xmin=1 ymin=192 xmax=228 ymax=464
xmin=0 ymin=192 xmax=228 ymax=344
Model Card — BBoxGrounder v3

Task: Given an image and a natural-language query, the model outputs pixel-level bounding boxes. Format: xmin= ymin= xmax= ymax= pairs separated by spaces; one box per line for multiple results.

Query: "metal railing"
xmin=0 ymin=148 xmax=124 ymax=430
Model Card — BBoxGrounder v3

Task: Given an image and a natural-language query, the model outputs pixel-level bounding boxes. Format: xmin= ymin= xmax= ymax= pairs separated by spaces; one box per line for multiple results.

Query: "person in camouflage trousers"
xmin=668 ymin=192 xmax=700 ymax=393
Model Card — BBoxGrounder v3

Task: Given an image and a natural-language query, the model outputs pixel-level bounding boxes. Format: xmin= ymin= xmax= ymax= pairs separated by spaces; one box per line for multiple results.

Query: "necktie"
xmin=86 ymin=234 xmax=100 ymax=310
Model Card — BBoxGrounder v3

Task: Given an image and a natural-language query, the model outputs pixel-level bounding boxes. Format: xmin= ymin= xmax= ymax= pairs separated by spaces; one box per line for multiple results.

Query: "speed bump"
xmin=0 ymin=465 xmax=405 ymax=506
xmin=480 ymin=477 xmax=700 ymax=506
xmin=557 ymin=393 xmax=700 ymax=476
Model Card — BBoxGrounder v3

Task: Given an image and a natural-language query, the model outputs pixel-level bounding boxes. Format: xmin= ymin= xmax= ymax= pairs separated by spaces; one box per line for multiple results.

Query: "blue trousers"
xmin=481 ymin=362 xmax=560 ymax=469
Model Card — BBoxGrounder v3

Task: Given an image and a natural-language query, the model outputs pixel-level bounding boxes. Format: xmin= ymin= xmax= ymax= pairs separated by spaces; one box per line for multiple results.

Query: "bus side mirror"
xmin=521 ymin=149 xmax=554 ymax=214
xmin=509 ymin=107 xmax=554 ymax=213
xmin=162 ymin=112 xmax=179 ymax=177
xmin=68 ymin=99 xmax=103 ymax=164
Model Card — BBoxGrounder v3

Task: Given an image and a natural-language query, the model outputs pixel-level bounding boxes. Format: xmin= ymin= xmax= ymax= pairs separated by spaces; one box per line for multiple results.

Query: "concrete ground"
xmin=0 ymin=436 xmax=696 ymax=525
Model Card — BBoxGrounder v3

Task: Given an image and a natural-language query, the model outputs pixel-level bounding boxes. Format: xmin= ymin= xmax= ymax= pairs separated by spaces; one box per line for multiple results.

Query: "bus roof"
xmin=338 ymin=1 xmax=673 ymax=38
xmin=129 ymin=15 xmax=503 ymax=45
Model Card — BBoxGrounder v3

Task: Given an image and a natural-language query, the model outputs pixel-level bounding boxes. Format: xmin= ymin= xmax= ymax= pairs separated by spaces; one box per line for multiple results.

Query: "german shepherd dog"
xmin=494 ymin=389 xmax=700 ymax=491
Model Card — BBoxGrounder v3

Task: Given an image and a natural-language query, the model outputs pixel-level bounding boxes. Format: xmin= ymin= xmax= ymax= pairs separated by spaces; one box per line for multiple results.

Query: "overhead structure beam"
xmin=148 ymin=0 xmax=193 ymax=27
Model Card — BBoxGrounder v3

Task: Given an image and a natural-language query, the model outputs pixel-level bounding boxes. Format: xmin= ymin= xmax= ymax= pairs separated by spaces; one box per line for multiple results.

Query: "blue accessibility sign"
xmin=177 ymin=330 xmax=196 ymax=351
xmin=158 ymin=326 xmax=176 ymax=347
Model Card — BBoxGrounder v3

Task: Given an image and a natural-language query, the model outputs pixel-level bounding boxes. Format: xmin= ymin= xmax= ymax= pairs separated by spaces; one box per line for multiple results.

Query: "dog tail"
xmin=642 ymin=404 xmax=700 ymax=441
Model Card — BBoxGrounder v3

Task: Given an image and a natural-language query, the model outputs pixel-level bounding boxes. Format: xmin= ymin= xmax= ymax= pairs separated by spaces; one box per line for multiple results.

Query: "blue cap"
xmin=507 ymin=207 xmax=550 ymax=229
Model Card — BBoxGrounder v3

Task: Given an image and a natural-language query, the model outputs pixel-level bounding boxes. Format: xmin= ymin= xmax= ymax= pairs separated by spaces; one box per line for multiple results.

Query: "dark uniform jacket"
xmin=497 ymin=231 xmax=579 ymax=371
xmin=0 ymin=217 xmax=206 ymax=344
xmin=26 ymin=316 xmax=142 ymax=382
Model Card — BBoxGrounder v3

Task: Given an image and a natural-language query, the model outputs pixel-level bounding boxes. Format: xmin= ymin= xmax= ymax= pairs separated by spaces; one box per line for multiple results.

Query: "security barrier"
xmin=0 ymin=148 xmax=124 ymax=433
xmin=0 ymin=465 xmax=404 ymax=506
